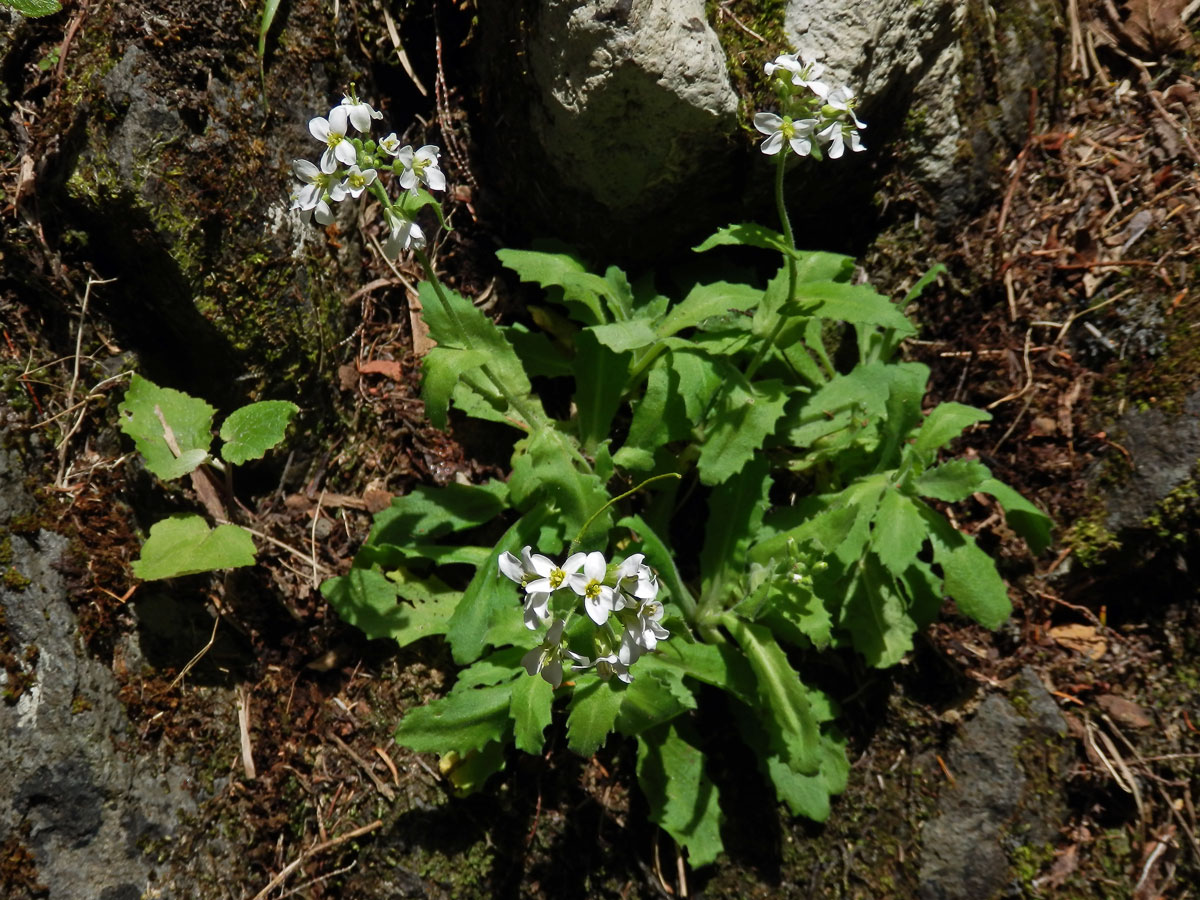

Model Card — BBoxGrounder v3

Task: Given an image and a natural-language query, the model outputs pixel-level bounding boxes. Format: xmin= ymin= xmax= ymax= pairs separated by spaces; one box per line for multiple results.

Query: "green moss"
xmin=2 ymin=567 xmax=31 ymax=591
xmin=1068 ymin=512 xmax=1122 ymax=567
xmin=1010 ymin=841 xmax=1056 ymax=887
xmin=705 ymin=0 xmax=791 ymax=134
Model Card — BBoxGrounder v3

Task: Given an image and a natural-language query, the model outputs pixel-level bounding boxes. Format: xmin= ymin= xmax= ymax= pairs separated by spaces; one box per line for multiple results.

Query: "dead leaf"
xmin=357 ymin=359 xmax=405 ymax=381
xmin=1117 ymin=0 xmax=1194 ymax=56
xmin=1096 ymin=693 xmax=1154 ymax=728
xmin=1048 ymin=623 xmax=1108 ymax=660
xmin=1034 ymin=843 xmax=1079 ymax=890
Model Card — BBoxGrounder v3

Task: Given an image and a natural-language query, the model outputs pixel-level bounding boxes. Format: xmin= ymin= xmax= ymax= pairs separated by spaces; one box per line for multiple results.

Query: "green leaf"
xmin=573 ymin=330 xmax=630 ymax=449
xmin=418 ymin=281 xmax=544 ymax=430
xmin=395 ymin=682 xmax=514 ymax=756
xmin=725 ymin=618 xmax=820 ymax=775
xmin=754 ymin=567 xmax=834 ymax=649
xmin=652 ymin=638 xmax=757 ymax=706
xmin=693 ymin=222 xmax=792 ymax=255
xmin=871 ymin=488 xmax=928 ymax=576
xmin=510 ymin=673 xmax=555 ymax=754
xmin=421 ymin=347 xmax=489 ymax=429
xmin=370 ymin=480 xmax=508 ymax=546
xmin=912 ymin=402 xmax=991 ymax=456
xmin=321 ymin=567 xmax=453 ymax=645
xmin=658 ymin=281 xmax=764 ymax=337
xmin=218 ymin=400 xmax=298 ymax=465
xmin=566 ymin=677 xmax=625 ymax=757
xmin=700 ymin=456 xmax=770 ymax=602
xmin=496 ymin=248 xmax=610 ymax=325
xmin=3 ymin=0 xmax=62 ymax=16
xmin=838 ymin=556 xmax=918 ymax=667
xmin=636 ymin=721 xmax=724 ymax=866
xmin=445 ymin=510 xmax=554 ymax=665
xmin=617 ymin=514 xmax=696 ymax=614
xmin=118 ymin=374 xmax=214 ymax=480
xmin=258 ymin=0 xmax=281 ymax=56
xmin=132 ymin=514 xmax=255 ymax=580
xmin=915 ymin=459 xmax=992 ymax=502
xmin=587 ymin=319 xmax=659 ymax=353
xmin=790 ymin=282 xmax=916 ymax=336
xmin=697 ymin=377 xmax=790 ymax=485
xmin=932 ymin=531 xmax=1012 ymax=629
xmin=439 ymin=741 xmax=508 ymax=797
xmin=509 ymin=429 xmax=610 ymax=542
xmin=903 ymin=263 xmax=947 ymax=303
xmin=614 ymin=663 xmax=696 ymax=736
xmin=979 ymin=478 xmax=1053 ymax=555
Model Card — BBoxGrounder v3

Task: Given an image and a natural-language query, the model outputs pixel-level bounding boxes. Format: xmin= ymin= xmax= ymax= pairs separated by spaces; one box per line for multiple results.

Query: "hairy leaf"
xmin=421 ymin=347 xmax=488 ymax=429
xmin=658 ymin=281 xmax=764 ymax=337
xmin=979 ymin=477 xmax=1053 ymax=555
xmin=839 ymin=556 xmax=919 ymax=667
xmin=933 ymin=531 xmax=1012 ymax=629
xmin=132 ymin=514 xmax=255 ymax=580
xmin=614 ymin=665 xmax=696 ymax=736
xmin=573 ymin=330 xmax=631 ymax=449
xmin=218 ymin=400 xmax=298 ymax=465
xmin=5 ymin=0 xmax=62 ymax=16
xmin=871 ymin=488 xmax=928 ymax=576
xmin=395 ymin=682 xmax=513 ymax=755
xmin=566 ymin=677 xmax=625 ymax=756
xmin=790 ymin=282 xmax=915 ymax=336
xmin=912 ymin=402 xmax=991 ymax=456
xmin=915 ymin=458 xmax=992 ymax=502
xmin=118 ymin=374 xmax=213 ymax=480
xmin=510 ymin=673 xmax=555 ymax=754
xmin=697 ymin=378 xmax=789 ymax=485
xmin=636 ymin=721 xmax=724 ymax=866
xmin=370 ymin=480 xmax=508 ymax=546
xmin=725 ymin=618 xmax=820 ymax=775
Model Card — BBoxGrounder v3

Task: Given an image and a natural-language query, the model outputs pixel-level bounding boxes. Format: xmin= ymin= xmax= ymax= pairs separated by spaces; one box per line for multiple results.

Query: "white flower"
xmin=520 ymin=620 xmax=585 ymax=689
xmin=594 ymin=653 xmax=633 ymax=684
xmin=753 ymin=112 xmax=817 ymax=156
xmin=290 ymin=158 xmax=332 ymax=211
xmin=570 ymin=551 xmax=618 ymax=625
xmin=766 ymin=53 xmax=830 ymax=96
xmin=818 ymin=84 xmax=866 ymax=130
xmin=379 ymin=132 xmax=403 ymax=156
xmin=340 ymin=94 xmax=383 ymax=133
xmin=625 ymin=596 xmax=669 ymax=652
xmin=499 ymin=547 xmax=553 ymax=630
xmin=817 ymin=121 xmax=865 ymax=159
xmin=526 ymin=551 xmax=586 ymax=595
xmin=383 ymin=208 xmax=425 ymax=257
xmin=615 ymin=553 xmax=657 ymax=602
xmin=339 ymin=164 xmax=377 ymax=199
xmin=395 ymin=144 xmax=447 ymax=195
xmin=309 ymin=106 xmax=358 ymax=173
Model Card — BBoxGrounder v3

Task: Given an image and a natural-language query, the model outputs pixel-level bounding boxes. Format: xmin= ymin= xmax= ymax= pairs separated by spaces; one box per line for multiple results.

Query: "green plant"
xmin=304 ymin=62 xmax=1051 ymax=866
xmin=118 ymin=374 xmax=297 ymax=580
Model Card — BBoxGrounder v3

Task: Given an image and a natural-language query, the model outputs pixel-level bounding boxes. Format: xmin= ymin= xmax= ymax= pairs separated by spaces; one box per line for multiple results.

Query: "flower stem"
xmin=744 ymin=150 xmax=799 ymax=381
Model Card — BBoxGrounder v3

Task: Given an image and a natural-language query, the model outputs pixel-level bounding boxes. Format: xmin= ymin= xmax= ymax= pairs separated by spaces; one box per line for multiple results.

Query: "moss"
xmin=2 ymin=567 xmax=31 ymax=591
xmin=705 ymin=0 xmax=791 ymax=134
xmin=1068 ymin=511 xmax=1122 ymax=567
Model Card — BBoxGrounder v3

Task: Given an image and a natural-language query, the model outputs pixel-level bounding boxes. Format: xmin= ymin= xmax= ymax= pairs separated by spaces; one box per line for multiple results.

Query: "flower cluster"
xmin=498 ymin=548 xmax=669 ymax=688
xmin=753 ymin=53 xmax=866 ymax=160
xmin=289 ymin=91 xmax=446 ymax=257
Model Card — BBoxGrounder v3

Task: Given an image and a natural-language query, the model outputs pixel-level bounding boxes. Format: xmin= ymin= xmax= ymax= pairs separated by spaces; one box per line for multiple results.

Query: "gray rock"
xmin=0 ymin=435 xmax=195 ymax=899
xmin=1104 ymin=389 xmax=1200 ymax=533
xmin=784 ymin=0 xmax=1058 ymax=223
xmin=526 ymin=0 xmax=738 ymax=214
xmin=918 ymin=670 xmax=1069 ymax=900
xmin=479 ymin=0 xmax=740 ymax=257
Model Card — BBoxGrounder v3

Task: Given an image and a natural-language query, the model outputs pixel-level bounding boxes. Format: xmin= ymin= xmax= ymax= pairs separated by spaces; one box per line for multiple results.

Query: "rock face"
xmin=1103 ymin=389 xmax=1200 ymax=533
xmin=525 ymin=0 xmax=739 ymax=219
xmin=787 ymin=0 xmax=1058 ymax=223
xmin=480 ymin=0 xmax=1060 ymax=256
xmin=0 ymin=438 xmax=195 ymax=900
xmin=479 ymin=0 xmax=741 ymax=258
xmin=918 ymin=669 xmax=1069 ymax=900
